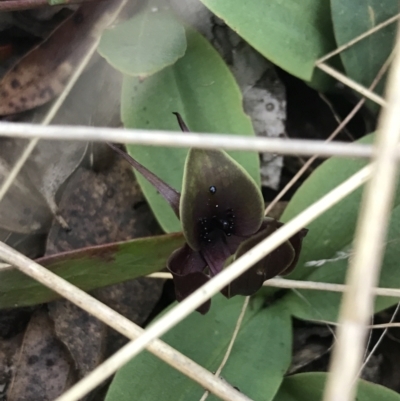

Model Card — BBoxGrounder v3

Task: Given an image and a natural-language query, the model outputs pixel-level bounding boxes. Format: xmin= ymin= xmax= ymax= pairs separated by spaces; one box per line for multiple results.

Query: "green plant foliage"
xmin=106 ymin=294 xmax=291 ymax=401
xmin=331 ymin=0 xmax=397 ymax=108
xmin=0 ymin=233 xmax=184 ymax=309
xmin=122 ymin=28 xmax=259 ymax=233
xmin=279 ymin=134 xmax=400 ymax=321
xmin=198 ymin=0 xmax=336 ymax=82
xmin=98 ymin=10 xmax=187 ymax=77
xmin=274 ymin=372 xmax=400 ymax=401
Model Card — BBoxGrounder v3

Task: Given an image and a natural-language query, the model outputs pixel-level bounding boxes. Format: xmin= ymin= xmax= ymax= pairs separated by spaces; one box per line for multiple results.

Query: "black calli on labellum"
xmin=108 ymin=114 xmax=308 ymax=314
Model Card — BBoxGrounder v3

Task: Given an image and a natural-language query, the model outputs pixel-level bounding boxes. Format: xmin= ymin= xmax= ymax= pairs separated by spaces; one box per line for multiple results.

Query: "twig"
xmin=318 ymin=93 xmax=355 ymax=141
xmin=301 ymin=319 xmax=400 ymax=330
xmin=199 ymin=297 xmax=250 ymax=401
xmin=55 ymin=164 xmax=372 ymax=401
xmin=0 ymin=241 xmax=250 ymax=401
xmin=316 ymin=63 xmax=386 ymax=107
xmin=0 ymin=122 xmax=393 ymax=159
xmin=146 ymin=273 xmax=400 ymax=299
xmin=323 ymin=24 xmax=400 ymax=401
xmin=316 ymin=13 xmax=400 ymax=64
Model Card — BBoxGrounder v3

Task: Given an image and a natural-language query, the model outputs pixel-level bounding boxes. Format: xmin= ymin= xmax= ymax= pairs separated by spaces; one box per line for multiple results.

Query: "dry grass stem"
xmin=316 ymin=13 xmax=400 ymax=64
xmin=265 ymin=51 xmax=394 ymax=216
xmin=199 ymin=297 xmax=250 ymax=401
xmin=147 ymin=273 xmax=400 ymax=299
xmin=263 ymin=278 xmax=400 ymax=298
xmin=318 ymin=93 xmax=355 ymax=141
xmin=59 ymin=163 xmax=373 ymax=401
xmin=0 ymin=121 xmax=389 ymax=158
xmin=317 ymin=63 xmax=386 ymax=107
xmin=305 ymin=319 xmax=400 ymax=330
xmin=0 ymin=241 xmax=250 ymax=401
xmin=323 ymin=26 xmax=400 ymax=401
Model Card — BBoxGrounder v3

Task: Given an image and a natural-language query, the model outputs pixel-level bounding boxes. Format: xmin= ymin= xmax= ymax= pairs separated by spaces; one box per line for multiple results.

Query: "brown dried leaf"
xmin=0 ymin=0 xmax=125 ymax=116
xmin=7 ymin=310 xmax=74 ymax=401
xmin=48 ymin=301 xmax=106 ymax=378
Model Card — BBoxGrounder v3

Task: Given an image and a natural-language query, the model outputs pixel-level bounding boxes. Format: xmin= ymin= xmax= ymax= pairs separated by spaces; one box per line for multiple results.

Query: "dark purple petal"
xmin=222 ymin=219 xmax=296 ymax=298
xmin=279 ymin=226 xmax=308 ymax=275
xmin=107 ymin=143 xmax=180 ymax=218
xmin=180 ymin=148 xmax=264 ymax=251
xmin=256 ymin=218 xmax=308 ymax=276
xmin=202 ymin=235 xmax=233 ymax=276
xmin=167 ymin=244 xmax=210 ymax=314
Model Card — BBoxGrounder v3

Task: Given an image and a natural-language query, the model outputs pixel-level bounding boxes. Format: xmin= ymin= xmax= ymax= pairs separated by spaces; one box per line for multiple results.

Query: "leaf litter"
xmin=0 ymin=0 xmax=126 ymax=116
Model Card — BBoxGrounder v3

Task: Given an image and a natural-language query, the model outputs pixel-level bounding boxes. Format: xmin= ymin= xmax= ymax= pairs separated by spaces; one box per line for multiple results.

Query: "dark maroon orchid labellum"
xmin=108 ymin=114 xmax=308 ymax=314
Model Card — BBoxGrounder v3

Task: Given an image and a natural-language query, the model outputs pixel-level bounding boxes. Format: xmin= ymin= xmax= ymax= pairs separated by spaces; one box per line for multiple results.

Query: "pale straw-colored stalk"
xmin=147 ymin=274 xmax=400 ymax=298
xmin=316 ymin=13 xmax=400 ymax=64
xmin=317 ymin=63 xmax=386 ymax=107
xmin=323 ymin=25 xmax=400 ymax=401
xmin=0 ymin=121 xmax=388 ymax=158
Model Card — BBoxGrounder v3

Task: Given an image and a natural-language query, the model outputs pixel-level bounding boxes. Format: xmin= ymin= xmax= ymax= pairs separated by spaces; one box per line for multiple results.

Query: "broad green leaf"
xmin=279 ymin=134 xmax=400 ymax=321
xmin=331 ymin=0 xmax=397 ymax=108
xmin=274 ymin=372 xmax=400 ymax=401
xmin=106 ymin=295 xmax=291 ymax=401
xmin=0 ymin=233 xmax=184 ymax=309
xmin=122 ymin=28 xmax=259 ymax=233
xmin=198 ymin=0 xmax=336 ymax=82
xmin=98 ymin=10 xmax=186 ymax=77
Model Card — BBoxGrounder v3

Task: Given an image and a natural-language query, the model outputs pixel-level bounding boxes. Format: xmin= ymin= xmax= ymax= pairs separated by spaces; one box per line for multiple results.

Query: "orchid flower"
xmin=108 ymin=114 xmax=307 ymax=314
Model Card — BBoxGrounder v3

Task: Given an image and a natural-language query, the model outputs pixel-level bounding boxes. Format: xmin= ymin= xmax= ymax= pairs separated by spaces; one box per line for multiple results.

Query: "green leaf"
xmin=106 ymin=295 xmax=292 ymax=401
xmin=122 ymin=28 xmax=260 ymax=233
xmin=98 ymin=10 xmax=187 ymax=77
xmin=279 ymin=134 xmax=400 ymax=321
xmin=198 ymin=0 xmax=336 ymax=82
xmin=331 ymin=0 xmax=397 ymax=108
xmin=0 ymin=233 xmax=184 ymax=309
xmin=274 ymin=372 xmax=400 ymax=401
